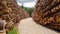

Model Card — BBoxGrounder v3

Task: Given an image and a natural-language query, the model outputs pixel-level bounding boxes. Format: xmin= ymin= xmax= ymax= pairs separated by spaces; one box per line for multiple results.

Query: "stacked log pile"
xmin=32 ymin=0 xmax=60 ymax=32
xmin=0 ymin=0 xmax=29 ymax=33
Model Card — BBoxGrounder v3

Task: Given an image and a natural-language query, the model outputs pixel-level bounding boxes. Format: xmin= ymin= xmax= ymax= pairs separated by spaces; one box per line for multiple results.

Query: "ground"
xmin=17 ymin=18 xmax=60 ymax=34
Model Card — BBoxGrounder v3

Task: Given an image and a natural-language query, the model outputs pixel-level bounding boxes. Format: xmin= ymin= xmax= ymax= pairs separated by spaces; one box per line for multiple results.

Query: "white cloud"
xmin=23 ymin=2 xmax=36 ymax=8
xmin=17 ymin=2 xmax=22 ymax=6
xmin=17 ymin=2 xmax=36 ymax=8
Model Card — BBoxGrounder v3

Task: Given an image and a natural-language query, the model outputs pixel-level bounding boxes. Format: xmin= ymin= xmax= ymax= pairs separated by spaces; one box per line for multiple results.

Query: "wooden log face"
xmin=0 ymin=20 xmax=6 ymax=30
xmin=0 ymin=20 xmax=6 ymax=34
xmin=32 ymin=0 xmax=60 ymax=32
xmin=0 ymin=30 xmax=6 ymax=34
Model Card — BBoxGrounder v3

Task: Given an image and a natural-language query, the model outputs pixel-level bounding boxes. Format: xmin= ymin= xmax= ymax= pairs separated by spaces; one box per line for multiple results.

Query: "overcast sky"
xmin=16 ymin=0 xmax=36 ymax=4
xmin=16 ymin=0 xmax=37 ymax=8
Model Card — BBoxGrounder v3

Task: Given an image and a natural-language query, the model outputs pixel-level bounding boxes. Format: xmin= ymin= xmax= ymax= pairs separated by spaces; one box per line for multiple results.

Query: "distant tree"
xmin=21 ymin=4 xmax=24 ymax=8
xmin=23 ymin=7 xmax=34 ymax=17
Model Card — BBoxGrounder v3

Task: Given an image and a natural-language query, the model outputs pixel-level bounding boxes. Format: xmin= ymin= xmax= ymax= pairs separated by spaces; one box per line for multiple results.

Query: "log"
xmin=0 ymin=20 xmax=6 ymax=34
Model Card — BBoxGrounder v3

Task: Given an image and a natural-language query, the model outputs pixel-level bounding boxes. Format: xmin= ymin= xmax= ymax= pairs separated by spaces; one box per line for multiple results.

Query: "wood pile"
xmin=0 ymin=0 xmax=29 ymax=33
xmin=32 ymin=0 xmax=60 ymax=32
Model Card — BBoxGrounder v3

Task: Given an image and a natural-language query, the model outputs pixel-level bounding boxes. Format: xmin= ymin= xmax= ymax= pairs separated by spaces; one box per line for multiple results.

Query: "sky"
xmin=16 ymin=0 xmax=37 ymax=8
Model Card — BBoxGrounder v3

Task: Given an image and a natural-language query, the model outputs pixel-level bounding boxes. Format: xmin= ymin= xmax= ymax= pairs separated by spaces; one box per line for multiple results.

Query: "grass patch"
xmin=8 ymin=27 xmax=18 ymax=34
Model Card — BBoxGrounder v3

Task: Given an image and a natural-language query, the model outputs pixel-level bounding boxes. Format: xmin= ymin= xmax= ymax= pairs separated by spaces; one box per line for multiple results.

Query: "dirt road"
xmin=18 ymin=18 xmax=60 ymax=34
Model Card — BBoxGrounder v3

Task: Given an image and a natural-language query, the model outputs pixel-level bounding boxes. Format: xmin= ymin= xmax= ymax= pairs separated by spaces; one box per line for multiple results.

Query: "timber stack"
xmin=0 ymin=0 xmax=29 ymax=34
xmin=32 ymin=0 xmax=60 ymax=32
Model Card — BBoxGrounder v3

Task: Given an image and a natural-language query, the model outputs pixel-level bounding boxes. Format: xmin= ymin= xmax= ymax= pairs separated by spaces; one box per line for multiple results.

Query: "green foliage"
xmin=8 ymin=27 xmax=18 ymax=34
xmin=24 ymin=7 xmax=34 ymax=16
xmin=21 ymin=6 xmax=34 ymax=16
